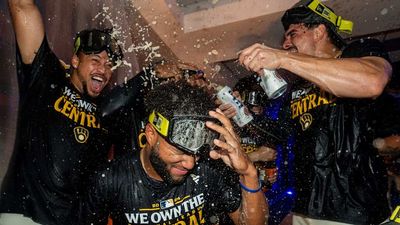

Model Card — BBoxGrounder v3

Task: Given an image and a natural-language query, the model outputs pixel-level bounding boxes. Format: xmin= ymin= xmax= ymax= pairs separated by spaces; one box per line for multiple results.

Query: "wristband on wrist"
xmin=239 ymin=180 xmax=262 ymax=193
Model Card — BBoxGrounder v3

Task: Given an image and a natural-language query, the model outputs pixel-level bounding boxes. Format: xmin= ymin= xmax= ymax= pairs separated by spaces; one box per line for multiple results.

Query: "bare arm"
xmin=228 ymin=170 xmax=268 ymax=225
xmin=279 ymin=52 xmax=391 ymax=98
xmin=8 ymin=0 xmax=45 ymax=64
xmin=239 ymin=43 xmax=392 ymax=98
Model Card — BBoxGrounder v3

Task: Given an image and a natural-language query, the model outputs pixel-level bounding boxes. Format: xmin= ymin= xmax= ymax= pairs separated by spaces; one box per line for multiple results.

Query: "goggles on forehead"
xmin=306 ymin=0 xmax=353 ymax=34
xmin=149 ymin=111 xmax=219 ymax=155
xmin=73 ymin=29 xmax=124 ymax=64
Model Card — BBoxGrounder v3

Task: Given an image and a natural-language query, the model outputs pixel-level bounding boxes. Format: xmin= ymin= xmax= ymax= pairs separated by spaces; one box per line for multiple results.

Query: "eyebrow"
xmin=90 ymin=53 xmax=112 ymax=63
xmin=285 ymin=29 xmax=296 ymax=38
xmin=89 ymin=53 xmax=102 ymax=59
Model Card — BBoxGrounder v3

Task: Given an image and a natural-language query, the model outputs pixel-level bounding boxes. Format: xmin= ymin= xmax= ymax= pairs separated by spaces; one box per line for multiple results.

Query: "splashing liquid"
xmin=94 ymin=5 xmax=161 ymax=71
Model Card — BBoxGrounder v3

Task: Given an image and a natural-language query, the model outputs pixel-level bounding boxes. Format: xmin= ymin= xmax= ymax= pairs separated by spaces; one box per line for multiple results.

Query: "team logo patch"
xmin=74 ymin=126 xmax=89 ymax=143
xmin=160 ymin=199 xmax=174 ymax=209
xmin=299 ymin=113 xmax=313 ymax=131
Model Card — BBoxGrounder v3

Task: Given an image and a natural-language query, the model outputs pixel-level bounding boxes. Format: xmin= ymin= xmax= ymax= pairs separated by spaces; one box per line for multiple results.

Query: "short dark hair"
xmin=281 ymin=0 xmax=346 ymax=49
xmin=144 ymin=80 xmax=216 ymax=119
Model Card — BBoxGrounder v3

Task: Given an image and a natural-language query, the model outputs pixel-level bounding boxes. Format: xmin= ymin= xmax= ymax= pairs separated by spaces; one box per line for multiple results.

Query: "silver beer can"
xmin=259 ymin=69 xmax=287 ymax=99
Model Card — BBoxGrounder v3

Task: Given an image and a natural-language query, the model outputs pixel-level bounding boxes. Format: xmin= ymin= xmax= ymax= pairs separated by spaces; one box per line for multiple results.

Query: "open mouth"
xmin=90 ymin=75 xmax=107 ymax=94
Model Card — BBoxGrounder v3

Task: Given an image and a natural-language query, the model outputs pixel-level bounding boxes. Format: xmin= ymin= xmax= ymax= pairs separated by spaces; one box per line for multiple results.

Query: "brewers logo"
xmin=74 ymin=126 xmax=89 ymax=143
xmin=291 ymin=86 xmax=336 ymax=131
xmin=299 ymin=113 xmax=313 ymax=131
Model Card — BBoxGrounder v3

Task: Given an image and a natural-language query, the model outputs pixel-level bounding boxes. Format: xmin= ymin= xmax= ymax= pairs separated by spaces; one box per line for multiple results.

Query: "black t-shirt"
xmin=80 ymin=151 xmax=241 ymax=225
xmin=375 ymin=92 xmax=400 ymax=138
xmin=288 ymin=39 xmax=390 ymax=224
xmin=0 ymin=38 xmax=110 ymax=225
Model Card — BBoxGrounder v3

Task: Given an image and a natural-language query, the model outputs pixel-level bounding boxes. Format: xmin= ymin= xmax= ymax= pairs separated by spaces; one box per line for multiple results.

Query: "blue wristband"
xmin=239 ymin=180 xmax=262 ymax=193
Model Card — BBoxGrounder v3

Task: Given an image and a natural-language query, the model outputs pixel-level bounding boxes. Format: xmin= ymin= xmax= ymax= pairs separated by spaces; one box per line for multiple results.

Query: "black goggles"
xmin=149 ymin=111 xmax=219 ymax=155
xmin=73 ymin=29 xmax=124 ymax=64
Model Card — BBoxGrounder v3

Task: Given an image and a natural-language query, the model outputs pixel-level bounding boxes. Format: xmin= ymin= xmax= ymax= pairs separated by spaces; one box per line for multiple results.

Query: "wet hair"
xmin=281 ymin=0 xmax=346 ymax=49
xmin=144 ymin=80 xmax=217 ymax=119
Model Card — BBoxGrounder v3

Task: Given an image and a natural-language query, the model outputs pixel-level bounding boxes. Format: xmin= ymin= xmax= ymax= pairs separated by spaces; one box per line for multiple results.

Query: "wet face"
xmin=149 ymin=135 xmax=198 ymax=185
xmin=71 ymin=50 xmax=113 ymax=97
xmin=282 ymin=23 xmax=317 ymax=56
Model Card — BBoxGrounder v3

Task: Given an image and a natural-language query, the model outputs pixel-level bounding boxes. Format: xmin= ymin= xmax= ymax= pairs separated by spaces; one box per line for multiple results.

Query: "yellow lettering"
xmin=79 ymin=111 xmax=86 ymax=126
xmin=308 ymin=94 xmax=317 ymax=110
xmin=189 ymin=214 xmax=199 ymax=225
xmin=86 ymin=114 xmax=98 ymax=128
xmin=291 ymin=101 xmax=301 ymax=119
xmin=317 ymin=95 xmax=329 ymax=105
xmin=301 ymin=98 xmax=308 ymax=114
xmin=61 ymin=100 xmax=73 ymax=117
xmin=54 ymin=96 xmax=65 ymax=112
xmin=291 ymin=103 xmax=297 ymax=119
xmin=174 ymin=221 xmax=186 ymax=225
xmin=53 ymin=95 xmax=102 ymax=129
xmin=296 ymin=101 xmax=303 ymax=117
xmin=69 ymin=106 xmax=80 ymax=123
xmin=198 ymin=209 xmax=204 ymax=224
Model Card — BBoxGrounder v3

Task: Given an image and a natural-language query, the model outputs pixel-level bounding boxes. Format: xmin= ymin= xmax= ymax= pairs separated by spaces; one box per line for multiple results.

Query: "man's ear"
xmin=71 ymin=54 xmax=80 ymax=69
xmin=145 ymin=123 xmax=158 ymax=147
xmin=314 ymin=24 xmax=328 ymax=42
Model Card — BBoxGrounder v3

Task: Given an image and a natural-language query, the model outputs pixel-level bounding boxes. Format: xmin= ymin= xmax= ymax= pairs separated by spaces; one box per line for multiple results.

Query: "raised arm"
xmin=207 ymin=109 xmax=268 ymax=225
xmin=8 ymin=0 xmax=45 ymax=64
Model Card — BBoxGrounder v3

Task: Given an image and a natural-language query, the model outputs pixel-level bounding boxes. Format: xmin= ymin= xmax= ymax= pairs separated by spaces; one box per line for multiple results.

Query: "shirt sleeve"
xmin=342 ymin=38 xmax=390 ymax=61
xmin=16 ymin=36 xmax=65 ymax=102
xmin=375 ymin=93 xmax=400 ymax=137
xmin=100 ymin=67 xmax=157 ymax=118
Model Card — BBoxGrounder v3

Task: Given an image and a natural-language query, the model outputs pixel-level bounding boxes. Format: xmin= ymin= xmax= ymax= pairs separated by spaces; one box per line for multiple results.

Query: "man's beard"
xmin=149 ymin=143 xmax=189 ymax=186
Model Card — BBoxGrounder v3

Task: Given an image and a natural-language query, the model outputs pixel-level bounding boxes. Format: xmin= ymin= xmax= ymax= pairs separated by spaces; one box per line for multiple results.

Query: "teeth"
xmin=92 ymin=76 xmax=104 ymax=82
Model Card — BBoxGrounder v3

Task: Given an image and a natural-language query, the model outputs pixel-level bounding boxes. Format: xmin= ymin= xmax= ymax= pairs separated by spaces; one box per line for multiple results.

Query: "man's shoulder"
xmin=96 ymin=151 xmax=139 ymax=176
xmin=343 ymin=38 xmax=389 ymax=60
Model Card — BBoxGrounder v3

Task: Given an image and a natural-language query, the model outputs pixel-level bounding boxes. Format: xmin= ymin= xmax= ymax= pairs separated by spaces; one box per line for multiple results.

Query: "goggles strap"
xmin=149 ymin=111 xmax=170 ymax=137
xmin=337 ymin=18 xmax=353 ymax=34
xmin=73 ymin=37 xmax=81 ymax=55
xmin=307 ymin=0 xmax=353 ymax=34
